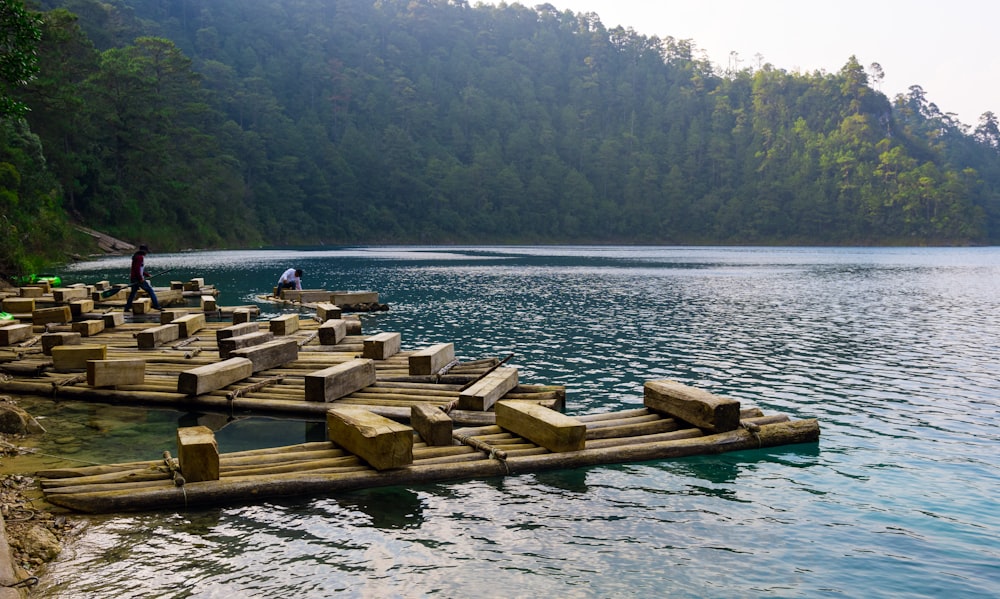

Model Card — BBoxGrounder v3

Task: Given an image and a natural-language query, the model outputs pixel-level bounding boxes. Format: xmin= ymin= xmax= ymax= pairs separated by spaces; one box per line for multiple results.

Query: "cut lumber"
xmin=200 ymin=295 xmax=217 ymax=311
xmin=87 ymin=359 xmax=146 ymax=387
xmin=3 ymin=297 xmax=35 ymax=313
xmin=362 ymin=332 xmax=401 ymax=360
xmin=458 ymin=367 xmax=518 ymax=411
xmin=216 ymin=322 xmax=260 ymax=342
xmin=69 ymin=299 xmax=95 ymax=318
xmin=326 ymin=407 xmax=413 ymax=470
xmin=136 ymin=324 xmax=180 ymax=350
xmin=32 ymin=305 xmax=72 ymax=326
xmin=408 ymin=342 xmax=455 ymax=376
xmin=172 ymin=313 xmax=206 ymax=337
xmin=643 ymin=379 xmax=741 ymax=433
xmin=496 ymin=400 xmax=586 ymax=452
xmin=230 ymin=338 xmax=299 ymax=372
xmin=0 ymin=323 xmax=32 ymax=345
xmin=52 ymin=288 xmax=89 ymax=302
xmin=304 ymin=359 xmax=376 ymax=402
xmin=102 ymin=312 xmax=125 ymax=328
xmin=51 ymin=344 xmax=107 ymax=371
xmin=177 ymin=357 xmax=254 ymax=396
xmin=218 ymin=331 xmax=273 ymax=360
xmin=332 ymin=291 xmax=378 ymax=305
xmin=268 ymin=314 xmax=300 ymax=336
xmin=71 ymin=319 xmax=105 ymax=337
xmin=41 ymin=332 xmax=81 ymax=355
xmin=177 ymin=426 xmax=220 ymax=482
xmin=315 ymin=302 xmax=342 ymax=321
xmin=232 ymin=309 xmax=253 ymax=324
xmin=132 ymin=298 xmax=152 ymax=314
xmin=411 ymin=404 xmax=453 ymax=446
xmin=317 ymin=319 xmax=347 ymax=345
xmin=18 ymin=287 xmax=44 ymax=298
xmin=159 ymin=309 xmax=188 ymax=324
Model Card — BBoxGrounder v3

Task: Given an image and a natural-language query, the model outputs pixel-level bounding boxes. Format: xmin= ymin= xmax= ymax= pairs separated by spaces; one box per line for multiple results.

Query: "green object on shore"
xmin=12 ymin=274 xmax=62 ymax=287
xmin=0 ymin=312 xmax=13 ymax=321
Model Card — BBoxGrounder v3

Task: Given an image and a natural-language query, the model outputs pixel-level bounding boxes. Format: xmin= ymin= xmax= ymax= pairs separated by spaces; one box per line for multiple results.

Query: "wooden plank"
xmin=229 ymin=338 xmax=299 ymax=372
xmin=411 ymin=404 xmax=453 ymax=446
xmin=268 ymin=314 xmax=300 ymax=336
xmin=71 ymin=319 xmax=105 ymax=337
xmin=215 ymin=321 xmax=260 ymax=342
xmin=32 ymin=305 xmax=72 ymax=325
xmin=326 ymin=407 xmax=413 ymax=470
xmin=458 ymin=367 xmax=519 ymax=411
xmin=362 ymin=332 xmax=401 ymax=360
xmin=51 ymin=344 xmax=107 ymax=371
xmin=218 ymin=331 xmax=273 ymax=359
xmin=643 ymin=379 xmax=741 ymax=433
xmin=317 ymin=319 xmax=347 ymax=345
xmin=177 ymin=426 xmax=220 ymax=482
xmin=102 ymin=311 xmax=125 ymax=328
xmin=2 ymin=297 xmax=35 ymax=313
xmin=172 ymin=313 xmax=206 ymax=337
xmin=41 ymin=332 xmax=81 ymax=355
xmin=87 ymin=359 xmax=146 ymax=387
xmin=0 ymin=323 xmax=32 ymax=345
xmin=136 ymin=324 xmax=180 ymax=349
xmin=315 ymin=302 xmax=342 ymax=321
xmin=496 ymin=400 xmax=586 ymax=452
xmin=177 ymin=357 xmax=254 ymax=395
xmin=408 ymin=342 xmax=455 ymax=375
xmin=304 ymin=359 xmax=376 ymax=402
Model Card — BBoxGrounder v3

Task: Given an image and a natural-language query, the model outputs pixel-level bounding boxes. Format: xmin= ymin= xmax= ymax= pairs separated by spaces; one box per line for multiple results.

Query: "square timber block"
xmin=344 ymin=316 xmax=362 ymax=335
xmin=0 ymin=323 xmax=32 ymax=346
xmin=232 ymin=308 xmax=254 ymax=324
xmin=315 ymin=302 xmax=342 ymax=322
xmin=218 ymin=331 xmax=273 ymax=359
xmin=172 ymin=313 xmax=206 ymax=337
xmin=102 ymin=311 xmax=126 ymax=328
xmin=458 ymin=367 xmax=519 ymax=411
xmin=304 ymin=358 xmax=376 ymax=402
xmin=69 ymin=299 xmax=95 ymax=318
xmin=496 ymin=400 xmax=586 ymax=453
xmin=229 ymin=337 xmax=299 ymax=372
xmin=71 ymin=319 xmax=105 ymax=337
xmin=18 ymin=287 xmax=44 ymax=298
xmin=317 ymin=319 xmax=347 ymax=345
xmin=132 ymin=298 xmax=152 ymax=314
xmin=216 ymin=321 xmax=260 ymax=343
xmin=177 ymin=426 xmax=219 ymax=482
xmin=411 ymin=404 xmax=453 ymax=446
xmin=408 ymin=342 xmax=456 ymax=376
xmin=177 ymin=357 xmax=254 ymax=396
xmin=159 ymin=309 xmax=188 ymax=324
xmin=52 ymin=287 xmax=89 ymax=302
xmin=326 ymin=407 xmax=413 ymax=471
xmin=362 ymin=332 xmax=401 ymax=360
xmin=643 ymin=379 xmax=741 ymax=433
xmin=136 ymin=324 xmax=180 ymax=349
xmin=3 ymin=297 xmax=35 ymax=313
xmin=87 ymin=358 xmax=146 ymax=387
xmin=32 ymin=305 xmax=72 ymax=326
xmin=332 ymin=291 xmax=378 ymax=306
xmin=41 ymin=332 xmax=82 ymax=355
xmin=268 ymin=314 xmax=300 ymax=336
xmin=200 ymin=295 xmax=217 ymax=312
xmin=51 ymin=344 xmax=107 ymax=371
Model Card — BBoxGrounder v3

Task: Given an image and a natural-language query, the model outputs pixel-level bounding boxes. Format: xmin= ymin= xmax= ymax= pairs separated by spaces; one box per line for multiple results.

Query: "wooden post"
xmin=87 ymin=359 xmax=146 ymax=387
xmin=411 ymin=404 xmax=453 ymax=446
xmin=177 ymin=357 xmax=254 ymax=395
xmin=317 ymin=319 xmax=347 ymax=345
xmin=408 ymin=342 xmax=455 ymax=375
xmin=458 ymin=367 xmax=519 ymax=411
xmin=496 ymin=400 xmax=586 ymax=452
xmin=177 ymin=426 xmax=220 ymax=482
xmin=643 ymin=380 xmax=741 ymax=433
xmin=362 ymin=332 xmax=401 ymax=359
xmin=304 ymin=359 xmax=376 ymax=402
xmin=326 ymin=407 xmax=413 ymax=470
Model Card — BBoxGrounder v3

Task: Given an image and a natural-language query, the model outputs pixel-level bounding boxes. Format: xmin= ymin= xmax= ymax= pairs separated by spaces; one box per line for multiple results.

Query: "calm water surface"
xmin=19 ymin=246 xmax=1000 ymax=598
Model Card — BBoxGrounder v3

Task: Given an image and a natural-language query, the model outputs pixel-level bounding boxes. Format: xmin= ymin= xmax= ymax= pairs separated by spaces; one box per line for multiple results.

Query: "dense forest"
xmin=2 ymin=0 xmax=1000 ymax=274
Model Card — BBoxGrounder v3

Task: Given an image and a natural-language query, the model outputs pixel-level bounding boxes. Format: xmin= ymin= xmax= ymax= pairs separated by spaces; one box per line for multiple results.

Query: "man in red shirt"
xmin=124 ymin=244 xmax=162 ymax=311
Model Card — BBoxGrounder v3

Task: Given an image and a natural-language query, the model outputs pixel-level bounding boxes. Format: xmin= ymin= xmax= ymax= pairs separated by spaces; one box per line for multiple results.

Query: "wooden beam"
xmin=51 ymin=344 xmax=107 ymax=371
xmin=317 ymin=319 xmax=347 ymax=345
xmin=229 ymin=337 xmax=299 ymax=372
xmin=458 ymin=367 xmax=518 ymax=411
xmin=32 ymin=305 xmax=72 ymax=325
xmin=0 ymin=323 xmax=32 ymax=345
xmin=218 ymin=331 xmax=273 ymax=359
xmin=332 ymin=291 xmax=378 ymax=305
xmin=200 ymin=295 xmax=217 ymax=311
xmin=71 ymin=319 xmax=105 ymax=337
xmin=304 ymin=358 xmax=376 ymax=402
xmin=177 ymin=357 xmax=254 ymax=395
xmin=69 ymin=299 xmax=95 ymax=318
xmin=215 ymin=321 xmax=260 ymax=342
xmin=326 ymin=407 xmax=413 ymax=470
xmin=177 ymin=426 xmax=220 ymax=482
xmin=172 ymin=313 xmax=206 ymax=337
xmin=268 ymin=313 xmax=300 ymax=336
xmin=408 ymin=342 xmax=455 ymax=375
xmin=102 ymin=312 xmax=125 ymax=328
xmin=411 ymin=404 xmax=453 ymax=446
xmin=362 ymin=332 xmax=401 ymax=360
xmin=643 ymin=379 xmax=741 ymax=433
xmin=41 ymin=332 xmax=81 ymax=355
xmin=87 ymin=358 xmax=146 ymax=387
xmin=2 ymin=297 xmax=35 ymax=313
xmin=52 ymin=287 xmax=89 ymax=302
xmin=496 ymin=400 xmax=586 ymax=452
xmin=159 ymin=309 xmax=188 ymax=324
xmin=315 ymin=302 xmax=342 ymax=321
xmin=136 ymin=324 xmax=180 ymax=350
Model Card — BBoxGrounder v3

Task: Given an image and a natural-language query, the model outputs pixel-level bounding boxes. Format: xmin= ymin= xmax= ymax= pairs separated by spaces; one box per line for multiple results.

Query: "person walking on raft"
xmin=124 ymin=244 xmax=162 ymax=312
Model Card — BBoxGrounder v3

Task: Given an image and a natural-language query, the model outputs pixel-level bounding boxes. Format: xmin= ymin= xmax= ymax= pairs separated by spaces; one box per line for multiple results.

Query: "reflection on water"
xmin=27 ymin=247 xmax=1000 ymax=598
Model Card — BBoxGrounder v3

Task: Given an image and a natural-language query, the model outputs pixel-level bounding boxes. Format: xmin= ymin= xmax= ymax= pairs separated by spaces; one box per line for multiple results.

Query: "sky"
xmin=493 ymin=0 xmax=997 ymax=128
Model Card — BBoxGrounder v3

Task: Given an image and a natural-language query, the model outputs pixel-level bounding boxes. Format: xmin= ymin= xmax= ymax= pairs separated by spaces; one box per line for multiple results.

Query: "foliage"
xmin=4 ymin=0 xmax=1000 ymax=261
xmin=0 ymin=0 xmax=42 ymax=117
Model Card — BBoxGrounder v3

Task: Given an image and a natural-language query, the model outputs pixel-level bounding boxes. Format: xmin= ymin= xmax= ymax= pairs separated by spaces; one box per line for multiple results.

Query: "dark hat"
xmin=139 ymin=244 xmax=149 ymax=252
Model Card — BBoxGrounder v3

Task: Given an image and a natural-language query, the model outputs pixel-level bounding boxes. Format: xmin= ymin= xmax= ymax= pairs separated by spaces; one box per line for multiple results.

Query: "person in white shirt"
xmin=277 ymin=268 xmax=303 ymax=291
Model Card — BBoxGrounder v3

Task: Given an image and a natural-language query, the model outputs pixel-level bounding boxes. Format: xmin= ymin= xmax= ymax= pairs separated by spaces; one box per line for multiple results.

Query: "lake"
xmin=21 ymin=246 xmax=1000 ymax=598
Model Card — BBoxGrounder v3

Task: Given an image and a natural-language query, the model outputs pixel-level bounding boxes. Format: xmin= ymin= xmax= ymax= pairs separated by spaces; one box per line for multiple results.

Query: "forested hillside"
xmin=3 ymin=0 xmax=1000 ymax=273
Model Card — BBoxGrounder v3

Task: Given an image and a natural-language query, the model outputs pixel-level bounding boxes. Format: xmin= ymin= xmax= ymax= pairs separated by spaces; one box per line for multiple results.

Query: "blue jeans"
xmin=125 ymin=279 xmax=161 ymax=310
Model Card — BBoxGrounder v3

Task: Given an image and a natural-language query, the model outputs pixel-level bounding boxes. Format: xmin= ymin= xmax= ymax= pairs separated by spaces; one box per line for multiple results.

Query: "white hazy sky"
xmin=495 ymin=0 xmax=997 ymax=128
